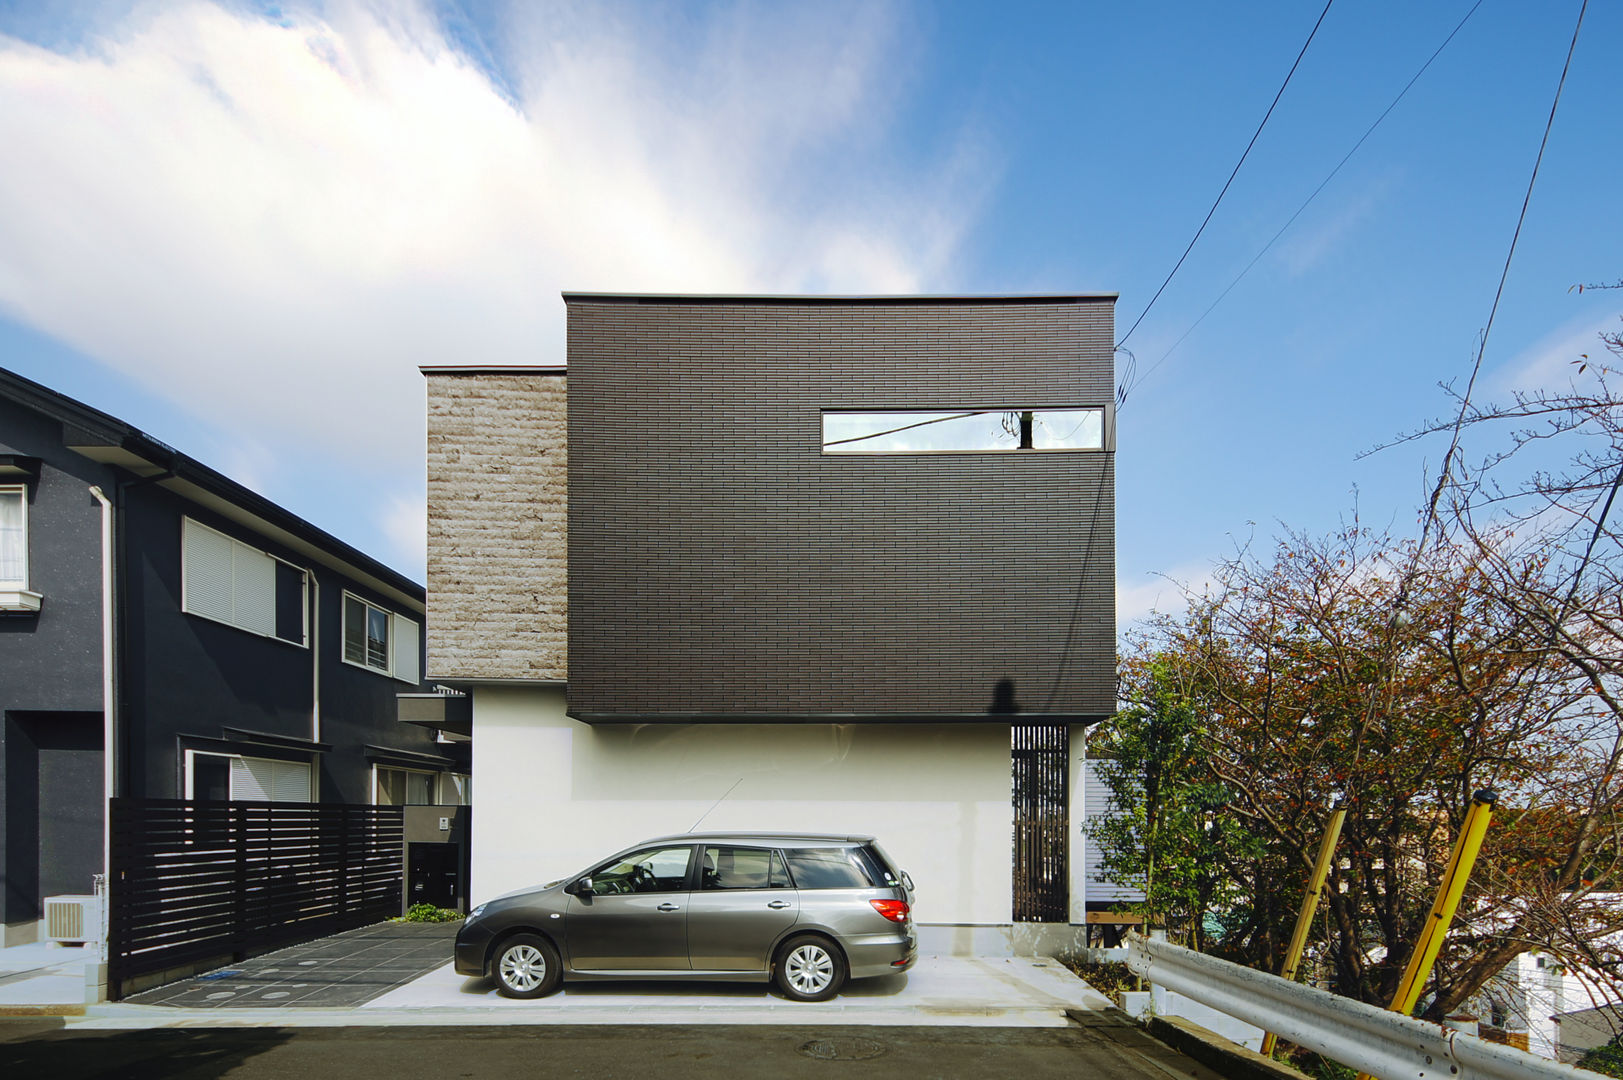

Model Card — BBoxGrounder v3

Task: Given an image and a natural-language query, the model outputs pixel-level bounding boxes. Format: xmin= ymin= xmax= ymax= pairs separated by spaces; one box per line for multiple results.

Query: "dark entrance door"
xmin=3 ymin=711 xmax=104 ymax=934
xmin=406 ymin=842 xmax=459 ymax=910
xmin=1012 ymin=721 xmax=1069 ymax=922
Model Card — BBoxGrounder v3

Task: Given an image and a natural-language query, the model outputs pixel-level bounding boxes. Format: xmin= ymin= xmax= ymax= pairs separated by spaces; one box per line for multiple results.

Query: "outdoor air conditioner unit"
xmin=44 ymin=894 xmax=102 ymax=945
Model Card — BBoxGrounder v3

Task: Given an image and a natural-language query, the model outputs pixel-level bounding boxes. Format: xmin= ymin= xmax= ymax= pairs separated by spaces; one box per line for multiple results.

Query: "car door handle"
xmin=767 ymin=900 xmax=791 ymax=909
xmin=657 ymin=903 xmax=681 ymax=912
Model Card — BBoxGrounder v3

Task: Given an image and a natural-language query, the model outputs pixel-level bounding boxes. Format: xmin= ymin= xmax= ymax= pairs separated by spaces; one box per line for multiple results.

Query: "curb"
xmin=0 ymin=1004 xmax=87 ymax=1017
xmin=1148 ymin=1015 xmax=1312 ymax=1080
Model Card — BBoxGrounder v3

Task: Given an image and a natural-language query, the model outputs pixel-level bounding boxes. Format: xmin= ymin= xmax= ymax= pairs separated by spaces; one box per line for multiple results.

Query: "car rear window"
xmin=784 ymin=847 xmax=877 ymax=889
xmin=860 ymin=844 xmax=905 ymax=888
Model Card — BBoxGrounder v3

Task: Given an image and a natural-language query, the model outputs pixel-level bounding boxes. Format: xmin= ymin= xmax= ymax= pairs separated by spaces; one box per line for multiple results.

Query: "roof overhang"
xmin=0 ymin=454 xmax=42 ymax=480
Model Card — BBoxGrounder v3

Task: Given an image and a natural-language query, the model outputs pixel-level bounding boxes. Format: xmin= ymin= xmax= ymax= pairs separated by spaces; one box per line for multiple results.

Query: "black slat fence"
xmin=108 ymin=799 xmax=404 ymax=997
xmin=1012 ymin=722 xmax=1070 ymax=922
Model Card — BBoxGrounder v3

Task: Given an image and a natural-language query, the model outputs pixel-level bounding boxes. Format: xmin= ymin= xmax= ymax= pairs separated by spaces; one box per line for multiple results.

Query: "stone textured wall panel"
xmin=425 ymin=373 xmax=567 ymax=681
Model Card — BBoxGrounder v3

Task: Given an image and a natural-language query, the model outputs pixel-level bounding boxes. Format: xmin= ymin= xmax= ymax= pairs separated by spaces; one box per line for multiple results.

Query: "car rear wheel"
xmin=493 ymin=933 xmax=562 ymax=999
xmin=774 ymin=934 xmax=846 ymax=1002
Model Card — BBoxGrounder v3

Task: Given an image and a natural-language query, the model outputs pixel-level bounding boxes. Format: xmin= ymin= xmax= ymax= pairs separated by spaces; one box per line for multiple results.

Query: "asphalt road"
xmin=2 ymin=1018 xmax=1229 ymax=1080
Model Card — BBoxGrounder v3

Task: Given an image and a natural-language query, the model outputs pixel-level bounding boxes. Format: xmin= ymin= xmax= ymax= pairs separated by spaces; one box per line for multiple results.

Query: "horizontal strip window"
xmin=821 ymin=408 xmax=1104 ymax=454
xmin=181 ymin=518 xmax=308 ymax=645
xmin=343 ymin=592 xmax=420 ymax=684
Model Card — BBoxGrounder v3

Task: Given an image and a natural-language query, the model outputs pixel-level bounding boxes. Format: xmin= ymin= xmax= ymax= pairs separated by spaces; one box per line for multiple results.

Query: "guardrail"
xmin=1122 ymin=932 xmax=1589 ymax=1080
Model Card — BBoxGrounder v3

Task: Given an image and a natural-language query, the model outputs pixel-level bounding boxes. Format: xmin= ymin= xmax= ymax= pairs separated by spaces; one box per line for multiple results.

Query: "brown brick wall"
xmin=425 ymin=372 xmax=567 ymax=681
xmin=566 ymin=297 xmax=1117 ymax=721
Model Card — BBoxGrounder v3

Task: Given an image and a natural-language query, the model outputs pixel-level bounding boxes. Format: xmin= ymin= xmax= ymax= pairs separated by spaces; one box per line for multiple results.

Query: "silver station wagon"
xmin=454 ymin=832 xmax=917 ymax=1001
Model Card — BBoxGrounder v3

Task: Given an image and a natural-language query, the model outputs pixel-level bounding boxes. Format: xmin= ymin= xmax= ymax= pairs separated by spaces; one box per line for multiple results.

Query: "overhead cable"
xmin=1114 ymin=0 xmax=1336 ymax=355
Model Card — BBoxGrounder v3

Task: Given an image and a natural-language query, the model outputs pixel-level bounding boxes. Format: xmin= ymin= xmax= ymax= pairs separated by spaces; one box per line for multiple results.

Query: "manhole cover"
xmin=797 ymin=1037 xmax=888 ymax=1061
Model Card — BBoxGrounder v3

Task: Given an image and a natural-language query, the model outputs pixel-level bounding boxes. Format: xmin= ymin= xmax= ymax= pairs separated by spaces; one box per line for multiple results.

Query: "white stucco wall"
xmin=469 ymin=685 xmax=1019 ymax=927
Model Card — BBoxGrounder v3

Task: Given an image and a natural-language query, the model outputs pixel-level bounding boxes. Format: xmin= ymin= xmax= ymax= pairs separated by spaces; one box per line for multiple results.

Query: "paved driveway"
xmin=123 ymin=922 xmax=460 ymax=1009
xmin=109 ymin=919 xmax=1113 ymax=1028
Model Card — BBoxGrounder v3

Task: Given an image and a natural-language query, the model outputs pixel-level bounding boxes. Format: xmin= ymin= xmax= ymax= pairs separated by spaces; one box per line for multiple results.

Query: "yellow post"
xmin=1353 ymin=789 xmax=1496 ymax=1080
xmin=1260 ymin=802 xmax=1347 ymax=1058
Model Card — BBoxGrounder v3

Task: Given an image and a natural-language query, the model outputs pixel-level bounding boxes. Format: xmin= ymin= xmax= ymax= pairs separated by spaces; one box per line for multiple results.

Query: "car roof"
xmin=637 ymin=832 xmax=877 ymax=847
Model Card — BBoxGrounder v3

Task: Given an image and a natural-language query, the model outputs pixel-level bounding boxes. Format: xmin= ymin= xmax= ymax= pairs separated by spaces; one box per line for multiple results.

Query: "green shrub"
xmin=1579 ymin=1041 xmax=1623 ymax=1079
xmin=397 ymin=903 xmax=463 ymax=923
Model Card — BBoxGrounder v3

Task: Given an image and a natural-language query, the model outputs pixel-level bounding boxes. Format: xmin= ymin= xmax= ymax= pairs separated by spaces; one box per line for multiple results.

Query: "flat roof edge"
xmin=420 ymin=366 xmax=567 ymax=376
xmin=560 ymin=291 xmax=1118 ymax=305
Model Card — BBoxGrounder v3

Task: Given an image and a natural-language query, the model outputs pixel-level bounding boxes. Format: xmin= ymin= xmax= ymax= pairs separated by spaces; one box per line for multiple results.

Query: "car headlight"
xmin=466 ymin=903 xmax=487 ymax=922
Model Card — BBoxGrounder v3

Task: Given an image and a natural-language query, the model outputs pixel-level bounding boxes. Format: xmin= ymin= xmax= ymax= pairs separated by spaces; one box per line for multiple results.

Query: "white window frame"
xmin=183 ymin=749 xmax=316 ymax=803
xmin=181 ymin=517 xmax=309 ymax=647
xmin=0 ymin=484 xmax=27 ymax=588
xmin=372 ymin=764 xmax=438 ymax=806
xmin=0 ymin=484 xmax=40 ymax=613
xmin=341 ymin=591 xmax=420 ymax=684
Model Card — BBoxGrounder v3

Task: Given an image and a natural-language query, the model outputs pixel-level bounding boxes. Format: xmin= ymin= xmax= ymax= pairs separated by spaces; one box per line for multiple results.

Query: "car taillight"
xmin=870 ymin=899 xmax=910 ymax=923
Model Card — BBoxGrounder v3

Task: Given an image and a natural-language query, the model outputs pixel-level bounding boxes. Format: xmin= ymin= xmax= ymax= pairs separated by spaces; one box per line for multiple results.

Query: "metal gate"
xmin=108 ymin=798 xmax=404 ymax=997
xmin=1012 ymin=722 xmax=1069 ymax=922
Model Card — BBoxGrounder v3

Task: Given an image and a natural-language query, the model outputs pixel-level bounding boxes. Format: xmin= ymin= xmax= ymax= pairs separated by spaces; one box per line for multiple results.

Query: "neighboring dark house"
xmin=424 ymin=294 xmax=1117 ymax=948
xmin=0 ymin=366 xmax=469 ymax=946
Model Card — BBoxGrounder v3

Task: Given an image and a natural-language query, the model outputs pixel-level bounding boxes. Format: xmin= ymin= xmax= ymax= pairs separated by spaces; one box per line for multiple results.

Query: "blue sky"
xmin=0 ymin=0 xmax=1617 ymax=626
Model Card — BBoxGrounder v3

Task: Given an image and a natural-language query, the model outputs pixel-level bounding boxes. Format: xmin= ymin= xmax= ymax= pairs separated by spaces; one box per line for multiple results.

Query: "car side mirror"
xmin=566 ymin=876 xmax=592 ymax=896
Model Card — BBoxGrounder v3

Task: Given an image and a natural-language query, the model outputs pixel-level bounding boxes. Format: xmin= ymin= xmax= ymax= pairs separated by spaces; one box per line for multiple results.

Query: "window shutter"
xmin=230 ymin=757 xmax=272 ymax=801
xmin=344 ymin=596 xmax=367 ymax=664
xmin=274 ymin=563 xmax=307 ymax=644
xmin=392 ymin=614 xmax=420 ymax=684
xmin=232 ymin=544 xmax=277 ymax=636
xmin=272 ymin=760 xmax=312 ymax=803
xmin=184 ymin=519 xmax=235 ymax=623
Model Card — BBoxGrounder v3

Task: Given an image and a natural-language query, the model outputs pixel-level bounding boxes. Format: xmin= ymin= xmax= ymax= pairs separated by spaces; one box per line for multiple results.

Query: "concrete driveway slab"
xmin=354 ymin=953 xmax=1113 ymax=1026
xmin=78 ymin=956 xmax=1113 ymax=1029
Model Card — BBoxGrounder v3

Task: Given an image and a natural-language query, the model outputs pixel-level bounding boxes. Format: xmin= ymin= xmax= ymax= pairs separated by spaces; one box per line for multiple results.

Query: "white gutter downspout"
xmin=88 ymin=485 xmax=113 ymax=966
xmin=303 ymin=564 xmax=320 ymax=801
xmin=307 ymin=566 xmax=320 ymax=745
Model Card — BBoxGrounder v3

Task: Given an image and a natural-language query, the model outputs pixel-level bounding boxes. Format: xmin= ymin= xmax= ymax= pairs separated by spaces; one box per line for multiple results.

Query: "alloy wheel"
xmin=499 ymin=944 xmax=548 ymax=992
xmin=784 ymin=944 xmax=835 ymax=995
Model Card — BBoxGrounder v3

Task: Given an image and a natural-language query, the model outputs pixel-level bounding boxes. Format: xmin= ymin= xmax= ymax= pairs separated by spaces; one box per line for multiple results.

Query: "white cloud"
xmin=1116 ymin=560 xmax=1218 ymax=629
xmin=1489 ymin=309 xmax=1623 ymax=396
xmin=0 ymin=0 xmax=991 ymax=577
xmin=1273 ymin=174 xmax=1393 ymax=278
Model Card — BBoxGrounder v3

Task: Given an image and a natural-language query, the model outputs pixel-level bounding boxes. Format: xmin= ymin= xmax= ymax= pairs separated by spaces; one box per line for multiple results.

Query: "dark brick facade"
xmin=565 ymin=295 xmax=1117 ymax=723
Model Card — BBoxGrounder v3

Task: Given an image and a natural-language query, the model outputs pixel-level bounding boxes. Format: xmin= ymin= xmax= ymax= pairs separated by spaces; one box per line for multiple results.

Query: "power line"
xmin=1114 ymin=0 xmax=1336 ymax=354
xmin=1353 ymin=0 xmax=1590 ymax=769
xmin=1121 ymin=0 xmax=1486 ymax=403
xmin=1410 ymin=0 xmax=1589 ymax=563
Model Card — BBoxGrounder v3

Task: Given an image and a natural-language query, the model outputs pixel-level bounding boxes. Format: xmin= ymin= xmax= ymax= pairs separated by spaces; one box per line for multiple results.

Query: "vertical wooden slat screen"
xmin=107 ymin=799 xmax=404 ymax=997
xmin=1011 ymin=722 xmax=1070 ymax=922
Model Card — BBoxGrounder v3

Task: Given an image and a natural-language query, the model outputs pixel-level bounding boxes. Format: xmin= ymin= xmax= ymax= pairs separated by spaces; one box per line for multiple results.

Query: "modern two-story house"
xmin=422 ymin=293 xmax=1116 ymax=950
xmin=0 ymin=367 xmax=470 ymax=946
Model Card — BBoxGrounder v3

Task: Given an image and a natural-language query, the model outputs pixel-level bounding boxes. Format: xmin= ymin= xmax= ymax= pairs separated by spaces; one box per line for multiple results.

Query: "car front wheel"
xmin=492 ymin=933 xmax=562 ymax=999
xmin=774 ymin=934 xmax=846 ymax=1002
